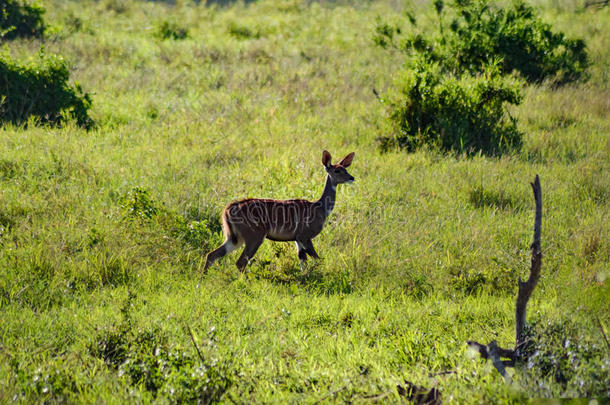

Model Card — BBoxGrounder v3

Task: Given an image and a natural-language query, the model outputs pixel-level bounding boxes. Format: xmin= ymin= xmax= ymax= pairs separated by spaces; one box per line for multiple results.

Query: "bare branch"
xmin=428 ymin=370 xmax=457 ymax=377
xmin=184 ymin=323 xmax=206 ymax=365
xmin=516 ymin=175 xmax=542 ymax=346
xmin=467 ymin=340 xmax=490 ymax=359
xmin=466 ymin=176 xmax=542 ymax=380
xmin=597 ymin=316 xmax=610 ymax=350
xmin=467 ymin=341 xmax=516 ymax=365
xmin=313 ymin=378 xmax=353 ymax=404
xmin=396 ymin=381 xmax=442 ymax=405
xmin=488 ymin=341 xmax=512 ymax=383
xmin=584 ymin=0 xmax=609 ymax=9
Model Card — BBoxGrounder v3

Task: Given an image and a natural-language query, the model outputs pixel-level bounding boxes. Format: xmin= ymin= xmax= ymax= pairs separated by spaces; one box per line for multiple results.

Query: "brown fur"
xmin=203 ymin=150 xmax=355 ymax=273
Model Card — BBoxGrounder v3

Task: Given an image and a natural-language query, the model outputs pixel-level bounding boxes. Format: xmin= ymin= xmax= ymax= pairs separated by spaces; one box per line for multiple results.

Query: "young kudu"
xmin=203 ymin=150 xmax=355 ymax=273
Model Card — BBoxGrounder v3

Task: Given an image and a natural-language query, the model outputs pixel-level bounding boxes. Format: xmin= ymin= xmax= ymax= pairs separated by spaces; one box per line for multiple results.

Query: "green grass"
xmin=0 ymin=0 xmax=608 ymax=402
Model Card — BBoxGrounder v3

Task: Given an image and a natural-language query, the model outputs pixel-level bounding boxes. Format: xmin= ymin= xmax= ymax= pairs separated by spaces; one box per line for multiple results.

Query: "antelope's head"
xmin=322 ymin=150 xmax=355 ymax=185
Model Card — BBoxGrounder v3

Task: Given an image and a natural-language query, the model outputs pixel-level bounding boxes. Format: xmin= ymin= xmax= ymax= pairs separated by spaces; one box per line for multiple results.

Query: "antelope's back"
xmin=225 ymin=198 xmax=317 ymax=240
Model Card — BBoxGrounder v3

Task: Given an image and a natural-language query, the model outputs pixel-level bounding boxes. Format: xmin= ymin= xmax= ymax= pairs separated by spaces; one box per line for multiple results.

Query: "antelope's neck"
xmin=317 ymin=175 xmax=336 ymax=220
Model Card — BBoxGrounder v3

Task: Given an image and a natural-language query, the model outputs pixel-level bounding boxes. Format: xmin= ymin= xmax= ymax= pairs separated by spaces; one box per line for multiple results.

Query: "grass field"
xmin=0 ymin=0 xmax=608 ymax=402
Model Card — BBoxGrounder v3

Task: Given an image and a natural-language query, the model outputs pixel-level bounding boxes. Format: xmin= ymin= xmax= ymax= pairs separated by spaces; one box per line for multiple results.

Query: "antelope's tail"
xmin=221 ymin=208 xmax=239 ymax=245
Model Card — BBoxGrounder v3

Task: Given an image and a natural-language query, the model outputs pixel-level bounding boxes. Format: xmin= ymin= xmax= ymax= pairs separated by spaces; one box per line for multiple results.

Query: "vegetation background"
xmin=0 ymin=0 xmax=608 ymax=402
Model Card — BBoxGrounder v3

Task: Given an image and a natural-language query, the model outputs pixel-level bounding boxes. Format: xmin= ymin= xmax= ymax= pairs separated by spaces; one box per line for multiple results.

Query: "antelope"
xmin=203 ymin=150 xmax=355 ymax=273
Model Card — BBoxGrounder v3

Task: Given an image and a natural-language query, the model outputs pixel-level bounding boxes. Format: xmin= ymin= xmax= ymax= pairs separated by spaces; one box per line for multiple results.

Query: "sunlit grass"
xmin=0 ymin=0 xmax=608 ymax=402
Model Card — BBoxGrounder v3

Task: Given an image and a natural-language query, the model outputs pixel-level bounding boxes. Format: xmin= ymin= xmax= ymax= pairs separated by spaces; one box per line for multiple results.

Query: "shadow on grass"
xmin=468 ymin=186 xmax=526 ymax=212
xmin=251 ymin=259 xmax=353 ymax=295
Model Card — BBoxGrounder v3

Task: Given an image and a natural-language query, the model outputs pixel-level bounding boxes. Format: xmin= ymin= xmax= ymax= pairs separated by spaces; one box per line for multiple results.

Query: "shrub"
xmin=0 ymin=49 xmax=93 ymax=128
xmin=155 ymin=19 xmax=188 ymax=41
xmin=0 ymin=0 xmax=45 ymax=39
xmin=90 ymin=293 xmax=234 ymax=402
xmin=374 ymin=0 xmax=589 ymax=154
xmin=446 ymin=0 xmax=588 ymax=85
xmin=118 ymin=187 xmax=222 ymax=251
xmin=400 ymin=0 xmax=589 ymax=85
xmin=16 ymin=361 xmax=80 ymax=402
xmin=380 ymin=59 xmax=522 ymax=154
xmin=170 ymin=216 xmax=218 ymax=250
xmin=372 ymin=17 xmax=400 ymax=48
xmin=119 ymin=187 xmax=159 ymax=220
xmin=519 ymin=319 xmax=610 ymax=397
xmin=119 ymin=339 xmax=233 ymax=403
xmin=228 ymin=21 xmax=260 ymax=40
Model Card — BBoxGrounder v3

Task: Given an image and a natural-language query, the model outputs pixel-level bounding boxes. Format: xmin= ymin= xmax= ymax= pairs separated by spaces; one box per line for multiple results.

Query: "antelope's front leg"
xmin=302 ymin=239 xmax=319 ymax=259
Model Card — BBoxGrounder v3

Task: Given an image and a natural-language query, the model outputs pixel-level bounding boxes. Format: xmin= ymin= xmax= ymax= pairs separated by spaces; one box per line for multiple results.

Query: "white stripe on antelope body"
xmin=203 ymin=150 xmax=355 ymax=273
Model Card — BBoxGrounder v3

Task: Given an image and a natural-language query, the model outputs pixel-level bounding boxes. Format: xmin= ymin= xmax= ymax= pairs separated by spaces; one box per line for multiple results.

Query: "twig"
xmin=396 ymin=381 xmax=442 ymax=405
xmin=467 ymin=340 xmax=490 ymax=359
xmin=584 ymin=0 xmax=609 ymax=8
xmin=184 ymin=322 xmax=206 ymax=365
xmin=467 ymin=341 xmax=517 ymax=361
xmin=314 ymin=380 xmax=352 ymax=404
xmin=372 ymin=88 xmax=383 ymax=104
xmin=597 ymin=316 xmax=610 ymax=350
xmin=488 ymin=341 xmax=512 ymax=384
xmin=360 ymin=391 xmax=391 ymax=401
xmin=428 ymin=370 xmax=457 ymax=377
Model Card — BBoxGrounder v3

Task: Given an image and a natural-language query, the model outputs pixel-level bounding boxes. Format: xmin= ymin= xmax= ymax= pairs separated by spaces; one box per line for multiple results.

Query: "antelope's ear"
xmin=322 ymin=150 xmax=332 ymax=168
xmin=338 ymin=152 xmax=355 ymax=167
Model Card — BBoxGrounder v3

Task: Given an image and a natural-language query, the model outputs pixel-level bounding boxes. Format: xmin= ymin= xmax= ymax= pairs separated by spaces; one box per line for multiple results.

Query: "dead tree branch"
xmin=516 ymin=174 xmax=542 ymax=347
xmin=487 ymin=341 xmax=512 ymax=383
xmin=184 ymin=323 xmax=206 ymax=365
xmin=597 ymin=316 xmax=610 ymax=350
xmin=467 ymin=175 xmax=542 ymax=381
xmin=466 ymin=340 xmax=516 ymax=364
xmin=584 ymin=0 xmax=609 ymax=9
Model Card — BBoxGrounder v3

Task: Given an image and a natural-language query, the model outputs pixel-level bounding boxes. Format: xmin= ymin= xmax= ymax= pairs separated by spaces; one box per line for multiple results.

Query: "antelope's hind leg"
xmin=204 ymin=239 xmax=241 ymax=273
xmin=236 ymin=236 xmax=265 ymax=273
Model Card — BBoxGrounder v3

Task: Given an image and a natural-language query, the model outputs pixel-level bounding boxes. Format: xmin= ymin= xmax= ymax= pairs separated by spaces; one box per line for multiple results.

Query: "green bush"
xmin=155 ymin=19 xmax=188 ymax=41
xmin=519 ymin=319 xmax=610 ymax=397
xmin=380 ymin=59 xmax=522 ymax=154
xmin=400 ymin=0 xmax=589 ymax=85
xmin=119 ymin=187 xmax=159 ymax=220
xmin=447 ymin=1 xmax=588 ymax=84
xmin=118 ymin=187 xmax=222 ymax=251
xmin=170 ymin=216 xmax=218 ymax=250
xmin=90 ymin=293 xmax=234 ymax=403
xmin=0 ymin=0 xmax=45 ymax=39
xmin=374 ymin=1 xmax=589 ymax=153
xmin=15 ymin=360 xmax=80 ymax=402
xmin=118 ymin=337 xmax=233 ymax=403
xmin=0 ymin=49 xmax=93 ymax=128
xmin=228 ymin=21 xmax=260 ymax=40
xmin=372 ymin=17 xmax=400 ymax=49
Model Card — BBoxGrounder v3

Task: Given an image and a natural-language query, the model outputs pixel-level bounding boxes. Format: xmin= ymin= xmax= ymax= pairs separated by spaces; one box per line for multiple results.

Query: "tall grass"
xmin=0 ymin=0 xmax=608 ymax=402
